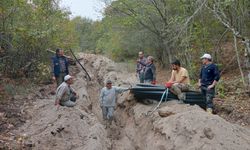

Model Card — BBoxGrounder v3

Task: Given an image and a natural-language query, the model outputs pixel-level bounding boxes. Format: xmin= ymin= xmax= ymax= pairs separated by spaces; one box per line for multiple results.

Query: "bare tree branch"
xmin=150 ymin=0 xmax=166 ymax=23
xmin=112 ymin=1 xmax=162 ymax=37
xmin=164 ymin=0 xmax=207 ymax=44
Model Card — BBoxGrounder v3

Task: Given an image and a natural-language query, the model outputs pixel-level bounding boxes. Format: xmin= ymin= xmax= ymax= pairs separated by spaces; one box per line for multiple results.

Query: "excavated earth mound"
xmin=12 ymin=53 xmax=250 ymax=150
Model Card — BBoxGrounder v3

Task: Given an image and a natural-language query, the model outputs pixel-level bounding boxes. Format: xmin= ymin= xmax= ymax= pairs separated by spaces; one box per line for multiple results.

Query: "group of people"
xmin=136 ymin=52 xmax=220 ymax=114
xmin=136 ymin=52 xmax=156 ymax=84
xmin=52 ymin=48 xmax=220 ymax=128
xmin=51 ymin=48 xmax=129 ymax=127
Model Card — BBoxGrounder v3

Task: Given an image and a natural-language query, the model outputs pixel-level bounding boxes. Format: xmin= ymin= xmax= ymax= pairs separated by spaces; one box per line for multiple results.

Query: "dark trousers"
xmin=56 ymin=73 xmax=67 ymax=87
xmin=60 ymin=95 xmax=77 ymax=107
xmin=139 ymin=73 xmax=145 ymax=83
xmin=201 ymin=86 xmax=215 ymax=109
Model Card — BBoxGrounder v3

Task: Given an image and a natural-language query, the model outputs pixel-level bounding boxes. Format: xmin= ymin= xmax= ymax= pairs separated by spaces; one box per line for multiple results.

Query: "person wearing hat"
xmin=166 ymin=59 xmax=190 ymax=103
xmin=55 ymin=75 xmax=77 ymax=107
xmin=99 ymin=79 xmax=129 ymax=127
xmin=198 ymin=53 xmax=220 ymax=114
xmin=51 ymin=48 xmax=69 ymax=87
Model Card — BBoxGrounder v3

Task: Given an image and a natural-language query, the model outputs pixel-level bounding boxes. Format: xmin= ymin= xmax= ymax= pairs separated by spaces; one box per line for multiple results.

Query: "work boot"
xmin=206 ymin=108 xmax=213 ymax=114
xmin=178 ymin=93 xmax=186 ymax=104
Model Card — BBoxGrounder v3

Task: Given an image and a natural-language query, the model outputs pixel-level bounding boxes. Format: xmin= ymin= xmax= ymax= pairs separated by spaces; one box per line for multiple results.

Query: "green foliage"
xmin=34 ymin=62 xmax=51 ymax=83
xmin=216 ymin=80 xmax=226 ymax=98
xmin=0 ymin=0 xmax=78 ymax=79
xmin=1 ymin=0 xmax=250 ymax=86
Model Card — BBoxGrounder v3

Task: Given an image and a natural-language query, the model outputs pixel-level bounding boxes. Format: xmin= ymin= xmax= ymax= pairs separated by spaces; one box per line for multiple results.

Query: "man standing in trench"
xmin=198 ymin=53 xmax=220 ymax=114
xmin=99 ymin=80 xmax=129 ymax=128
xmin=166 ymin=60 xmax=190 ymax=103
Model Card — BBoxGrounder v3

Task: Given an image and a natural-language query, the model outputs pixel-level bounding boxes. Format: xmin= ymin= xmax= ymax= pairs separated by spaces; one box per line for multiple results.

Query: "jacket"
xmin=51 ymin=56 xmax=69 ymax=77
xmin=199 ymin=63 xmax=220 ymax=86
xmin=144 ymin=63 xmax=156 ymax=81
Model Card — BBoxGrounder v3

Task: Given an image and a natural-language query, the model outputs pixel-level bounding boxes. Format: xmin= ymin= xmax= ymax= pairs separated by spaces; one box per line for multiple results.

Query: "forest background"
xmin=0 ymin=0 xmax=250 ymax=92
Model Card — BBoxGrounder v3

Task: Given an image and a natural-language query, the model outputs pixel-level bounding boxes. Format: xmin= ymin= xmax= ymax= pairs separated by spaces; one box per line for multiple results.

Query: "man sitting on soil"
xmin=166 ymin=60 xmax=190 ymax=103
xmin=55 ymin=75 xmax=77 ymax=107
xmin=99 ymin=80 xmax=129 ymax=127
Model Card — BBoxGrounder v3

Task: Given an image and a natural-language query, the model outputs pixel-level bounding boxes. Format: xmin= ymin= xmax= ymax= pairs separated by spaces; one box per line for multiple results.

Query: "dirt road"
xmin=7 ymin=54 xmax=250 ymax=150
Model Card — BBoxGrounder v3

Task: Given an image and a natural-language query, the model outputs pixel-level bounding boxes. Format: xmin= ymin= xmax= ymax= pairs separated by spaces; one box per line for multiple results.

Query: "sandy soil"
xmin=3 ymin=53 xmax=250 ymax=150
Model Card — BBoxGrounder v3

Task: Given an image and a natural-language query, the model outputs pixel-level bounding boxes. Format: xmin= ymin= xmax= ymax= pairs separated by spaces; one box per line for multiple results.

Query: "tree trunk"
xmin=243 ymin=39 xmax=250 ymax=89
xmin=233 ymin=35 xmax=246 ymax=88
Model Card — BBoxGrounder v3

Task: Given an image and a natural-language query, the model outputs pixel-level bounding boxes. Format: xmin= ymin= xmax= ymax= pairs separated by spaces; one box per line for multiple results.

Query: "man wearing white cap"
xmin=99 ymin=79 xmax=129 ymax=127
xmin=55 ymin=75 xmax=77 ymax=107
xmin=198 ymin=53 xmax=220 ymax=113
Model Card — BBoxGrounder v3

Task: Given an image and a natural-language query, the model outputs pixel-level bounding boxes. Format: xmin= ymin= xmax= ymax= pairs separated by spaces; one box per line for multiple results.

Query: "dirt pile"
xmin=8 ymin=53 xmax=250 ymax=150
xmin=15 ymin=73 xmax=110 ymax=149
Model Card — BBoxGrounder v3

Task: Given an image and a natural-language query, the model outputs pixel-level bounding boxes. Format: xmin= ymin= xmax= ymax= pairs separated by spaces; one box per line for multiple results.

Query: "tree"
xmin=0 ymin=0 xmax=78 ymax=80
xmin=206 ymin=0 xmax=250 ymax=89
xmin=101 ymin=0 xmax=212 ymax=66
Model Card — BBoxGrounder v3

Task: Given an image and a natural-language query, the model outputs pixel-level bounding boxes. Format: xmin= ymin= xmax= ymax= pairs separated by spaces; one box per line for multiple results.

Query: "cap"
xmin=200 ymin=53 xmax=212 ymax=59
xmin=106 ymin=79 xmax=112 ymax=84
xmin=64 ymin=75 xmax=73 ymax=81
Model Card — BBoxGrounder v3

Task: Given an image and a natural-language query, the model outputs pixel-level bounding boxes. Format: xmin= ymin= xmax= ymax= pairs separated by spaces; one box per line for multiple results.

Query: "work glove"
xmin=165 ymin=82 xmax=173 ymax=88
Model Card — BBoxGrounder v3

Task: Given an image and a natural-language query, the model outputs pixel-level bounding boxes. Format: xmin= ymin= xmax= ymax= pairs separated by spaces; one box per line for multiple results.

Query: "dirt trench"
xmin=10 ymin=53 xmax=250 ymax=150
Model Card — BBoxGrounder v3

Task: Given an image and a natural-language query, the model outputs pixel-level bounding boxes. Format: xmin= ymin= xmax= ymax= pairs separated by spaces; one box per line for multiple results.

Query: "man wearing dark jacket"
xmin=198 ymin=53 xmax=220 ymax=114
xmin=144 ymin=56 xmax=156 ymax=84
xmin=52 ymin=48 xmax=69 ymax=86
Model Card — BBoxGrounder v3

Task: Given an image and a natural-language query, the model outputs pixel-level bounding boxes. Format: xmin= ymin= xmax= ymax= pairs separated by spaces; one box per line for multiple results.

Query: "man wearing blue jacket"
xmin=52 ymin=48 xmax=69 ymax=87
xmin=198 ymin=53 xmax=220 ymax=114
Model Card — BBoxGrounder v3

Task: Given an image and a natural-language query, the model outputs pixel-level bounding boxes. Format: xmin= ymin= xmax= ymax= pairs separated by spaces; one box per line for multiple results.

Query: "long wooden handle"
xmin=69 ymin=49 xmax=91 ymax=81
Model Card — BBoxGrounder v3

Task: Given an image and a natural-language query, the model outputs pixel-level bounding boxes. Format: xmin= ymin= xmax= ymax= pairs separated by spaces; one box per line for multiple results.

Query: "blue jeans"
xmin=201 ymin=86 xmax=215 ymax=109
xmin=56 ymin=73 xmax=67 ymax=87
xmin=101 ymin=106 xmax=114 ymax=121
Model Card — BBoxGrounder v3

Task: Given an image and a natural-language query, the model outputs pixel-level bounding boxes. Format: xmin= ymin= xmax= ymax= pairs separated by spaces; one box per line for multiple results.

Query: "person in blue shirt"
xmin=51 ymin=48 xmax=69 ymax=87
xmin=198 ymin=53 xmax=220 ymax=114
